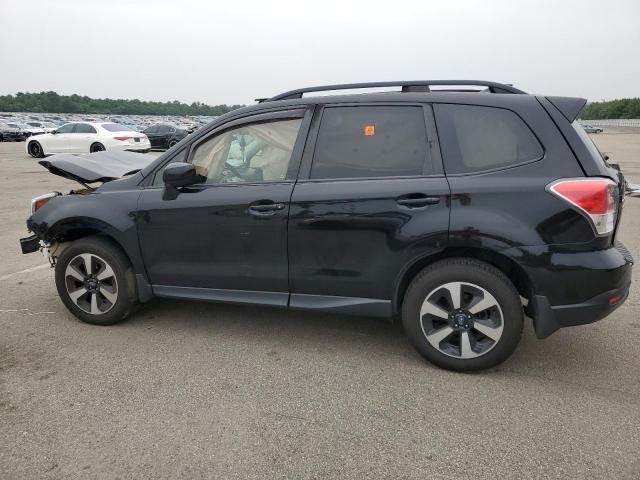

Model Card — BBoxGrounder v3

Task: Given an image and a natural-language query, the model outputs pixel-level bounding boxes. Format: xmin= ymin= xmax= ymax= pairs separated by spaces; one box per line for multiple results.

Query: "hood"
xmin=39 ymin=150 xmax=154 ymax=185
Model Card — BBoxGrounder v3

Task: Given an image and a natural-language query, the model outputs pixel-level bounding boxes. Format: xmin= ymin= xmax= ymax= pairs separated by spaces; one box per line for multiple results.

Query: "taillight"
xmin=113 ymin=136 xmax=131 ymax=141
xmin=548 ymin=178 xmax=618 ymax=235
xmin=30 ymin=192 xmax=60 ymax=215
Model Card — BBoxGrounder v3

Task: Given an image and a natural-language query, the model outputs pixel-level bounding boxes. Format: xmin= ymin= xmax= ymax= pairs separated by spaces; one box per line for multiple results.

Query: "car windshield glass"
xmin=101 ymin=123 xmax=130 ymax=132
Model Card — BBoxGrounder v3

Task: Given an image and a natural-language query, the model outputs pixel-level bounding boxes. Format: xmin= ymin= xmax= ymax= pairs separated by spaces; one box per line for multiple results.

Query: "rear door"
xmin=144 ymin=125 xmax=162 ymax=148
xmin=74 ymin=123 xmax=98 ymax=152
xmin=288 ymin=104 xmax=450 ymax=310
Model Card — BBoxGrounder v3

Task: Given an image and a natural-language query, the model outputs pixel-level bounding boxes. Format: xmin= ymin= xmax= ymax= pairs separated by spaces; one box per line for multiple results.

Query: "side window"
xmin=310 ymin=106 xmax=430 ymax=179
xmin=152 ymin=148 xmax=188 ymax=186
xmin=158 ymin=125 xmax=173 ymax=134
xmin=145 ymin=125 xmax=159 ymax=135
xmin=75 ymin=123 xmax=97 ymax=134
xmin=190 ymin=118 xmax=302 ymax=184
xmin=56 ymin=123 xmax=75 ymax=133
xmin=434 ymin=104 xmax=544 ymax=174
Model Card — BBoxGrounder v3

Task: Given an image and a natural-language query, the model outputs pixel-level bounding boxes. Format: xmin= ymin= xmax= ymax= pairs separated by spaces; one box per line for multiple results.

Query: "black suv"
xmin=20 ymin=81 xmax=633 ymax=371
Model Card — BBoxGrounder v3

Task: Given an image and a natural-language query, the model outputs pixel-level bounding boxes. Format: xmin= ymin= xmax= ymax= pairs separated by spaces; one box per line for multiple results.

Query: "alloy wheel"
xmin=64 ymin=253 xmax=118 ymax=315
xmin=29 ymin=142 xmax=41 ymax=157
xmin=420 ymin=281 xmax=504 ymax=359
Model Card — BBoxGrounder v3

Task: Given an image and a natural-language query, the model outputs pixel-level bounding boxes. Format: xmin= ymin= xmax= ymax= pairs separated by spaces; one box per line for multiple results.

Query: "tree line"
xmin=0 ymin=91 xmax=244 ymax=116
xmin=580 ymin=98 xmax=640 ymax=120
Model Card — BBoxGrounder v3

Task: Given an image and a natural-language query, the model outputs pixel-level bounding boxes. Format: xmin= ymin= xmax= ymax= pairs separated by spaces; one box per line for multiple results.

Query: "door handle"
xmin=396 ymin=195 xmax=440 ymax=208
xmin=249 ymin=201 xmax=285 ymax=214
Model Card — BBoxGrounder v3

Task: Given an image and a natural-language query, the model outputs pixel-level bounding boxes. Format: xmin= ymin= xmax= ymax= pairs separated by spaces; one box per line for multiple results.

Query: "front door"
xmin=47 ymin=122 xmax=76 ymax=153
xmin=137 ymin=108 xmax=311 ymax=304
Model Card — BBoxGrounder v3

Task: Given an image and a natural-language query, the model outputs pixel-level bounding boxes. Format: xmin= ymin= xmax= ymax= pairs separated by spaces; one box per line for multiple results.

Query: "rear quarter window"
xmin=434 ymin=104 xmax=544 ymax=174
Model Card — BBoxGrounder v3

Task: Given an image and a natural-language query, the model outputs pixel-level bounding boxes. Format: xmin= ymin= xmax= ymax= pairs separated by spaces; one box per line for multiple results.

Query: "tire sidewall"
xmin=28 ymin=141 xmax=43 ymax=158
xmin=90 ymin=143 xmax=105 ymax=153
xmin=402 ymin=260 xmax=523 ymax=371
xmin=55 ymin=238 xmax=136 ymax=325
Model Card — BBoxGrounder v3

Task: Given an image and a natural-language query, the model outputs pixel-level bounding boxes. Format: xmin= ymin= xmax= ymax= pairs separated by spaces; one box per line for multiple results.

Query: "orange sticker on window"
xmin=364 ymin=125 xmax=375 ymax=136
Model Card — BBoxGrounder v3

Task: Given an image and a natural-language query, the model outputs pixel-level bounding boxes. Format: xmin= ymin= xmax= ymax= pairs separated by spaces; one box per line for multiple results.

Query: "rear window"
xmin=101 ymin=123 xmax=130 ymax=132
xmin=311 ymin=106 xmax=430 ymax=179
xmin=434 ymin=104 xmax=544 ymax=174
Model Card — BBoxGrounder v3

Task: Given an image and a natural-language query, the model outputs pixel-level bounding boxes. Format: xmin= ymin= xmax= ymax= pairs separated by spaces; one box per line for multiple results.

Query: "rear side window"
xmin=311 ymin=106 xmax=430 ymax=179
xmin=75 ymin=123 xmax=97 ymax=133
xmin=101 ymin=123 xmax=130 ymax=132
xmin=434 ymin=104 xmax=543 ymax=174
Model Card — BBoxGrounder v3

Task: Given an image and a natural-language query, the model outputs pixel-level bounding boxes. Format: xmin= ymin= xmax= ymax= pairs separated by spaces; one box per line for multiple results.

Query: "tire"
xmin=90 ymin=142 xmax=105 ymax=153
xmin=27 ymin=140 xmax=44 ymax=158
xmin=55 ymin=237 xmax=138 ymax=325
xmin=168 ymin=140 xmax=178 ymax=149
xmin=402 ymin=258 xmax=523 ymax=372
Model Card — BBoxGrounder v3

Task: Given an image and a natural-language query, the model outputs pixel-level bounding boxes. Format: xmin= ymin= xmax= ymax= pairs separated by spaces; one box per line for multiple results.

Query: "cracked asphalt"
xmin=1 ymin=134 xmax=639 ymax=479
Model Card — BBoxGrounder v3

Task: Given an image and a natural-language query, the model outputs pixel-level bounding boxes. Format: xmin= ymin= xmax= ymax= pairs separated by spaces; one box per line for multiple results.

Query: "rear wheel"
xmin=90 ymin=142 xmax=105 ymax=153
xmin=27 ymin=140 xmax=44 ymax=158
xmin=402 ymin=258 xmax=523 ymax=371
xmin=168 ymin=140 xmax=178 ymax=149
xmin=55 ymin=237 xmax=137 ymax=325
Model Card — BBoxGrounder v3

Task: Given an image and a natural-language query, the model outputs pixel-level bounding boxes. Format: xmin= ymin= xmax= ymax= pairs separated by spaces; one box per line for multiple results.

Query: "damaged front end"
xmin=19 ymin=150 xmax=154 ymax=258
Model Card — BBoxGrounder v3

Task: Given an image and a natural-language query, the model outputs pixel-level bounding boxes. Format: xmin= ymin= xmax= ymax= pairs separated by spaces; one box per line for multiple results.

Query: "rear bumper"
xmin=529 ymin=283 xmax=630 ymax=338
xmin=509 ymin=241 xmax=634 ymax=338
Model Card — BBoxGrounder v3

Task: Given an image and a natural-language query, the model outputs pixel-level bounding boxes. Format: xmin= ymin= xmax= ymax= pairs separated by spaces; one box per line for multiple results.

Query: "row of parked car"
xmin=0 ymin=112 xmax=217 ymax=143
xmin=20 ymin=120 xmax=198 ymax=157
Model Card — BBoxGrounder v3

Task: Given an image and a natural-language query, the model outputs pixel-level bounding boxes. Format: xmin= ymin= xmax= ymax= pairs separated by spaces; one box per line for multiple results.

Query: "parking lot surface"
xmin=1 ymin=134 xmax=639 ymax=479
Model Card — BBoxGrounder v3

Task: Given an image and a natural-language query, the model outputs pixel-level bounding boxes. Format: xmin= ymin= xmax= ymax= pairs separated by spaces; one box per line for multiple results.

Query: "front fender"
xmin=27 ymin=189 xmax=145 ymax=277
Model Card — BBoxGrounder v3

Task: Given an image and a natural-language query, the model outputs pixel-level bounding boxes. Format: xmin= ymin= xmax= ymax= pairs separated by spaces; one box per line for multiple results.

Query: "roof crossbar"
xmin=262 ymin=80 xmax=525 ymax=102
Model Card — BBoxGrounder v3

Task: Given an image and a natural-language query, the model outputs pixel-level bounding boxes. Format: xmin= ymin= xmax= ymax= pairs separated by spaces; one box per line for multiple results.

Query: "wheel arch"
xmin=393 ymin=247 xmax=534 ymax=315
xmin=43 ymin=218 xmax=153 ymax=303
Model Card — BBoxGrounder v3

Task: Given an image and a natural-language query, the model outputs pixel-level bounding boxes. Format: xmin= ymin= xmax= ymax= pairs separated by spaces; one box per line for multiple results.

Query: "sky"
xmin=1 ymin=0 xmax=639 ymax=105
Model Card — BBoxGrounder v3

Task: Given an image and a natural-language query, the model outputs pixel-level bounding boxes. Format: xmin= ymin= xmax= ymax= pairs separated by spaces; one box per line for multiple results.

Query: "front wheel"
xmin=27 ymin=140 xmax=44 ymax=158
xmin=402 ymin=258 xmax=523 ymax=372
xmin=55 ymin=237 xmax=137 ymax=325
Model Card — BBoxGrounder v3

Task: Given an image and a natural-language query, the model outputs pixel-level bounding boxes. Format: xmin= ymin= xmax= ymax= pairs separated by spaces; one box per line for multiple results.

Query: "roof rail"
xmin=261 ymin=80 xmax=526 ymax=102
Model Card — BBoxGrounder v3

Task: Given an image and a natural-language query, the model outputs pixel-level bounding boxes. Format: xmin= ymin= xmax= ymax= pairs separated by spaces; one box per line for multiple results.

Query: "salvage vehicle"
xmin=25 ymin=122 xmax=151 ymax=157
xmin=7 ymin=122 xmax=44 ymax=138
xmin=25 ymin=121 xmax=58 ymax=133
xmin=582 ymin=124 xmax=604 ymax=134
xmin=19 ymin=80 xmax=634 ymax=371
xmin=0 ymin=122 xmax=25 ymax=141
xmin=143 ymin=123 xmax=189 ymax=150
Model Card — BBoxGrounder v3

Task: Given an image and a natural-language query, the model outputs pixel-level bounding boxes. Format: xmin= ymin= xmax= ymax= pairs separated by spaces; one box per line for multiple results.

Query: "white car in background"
xmin=25 ymin=121 xmax=58 ymax=133
xmin=26 ymin=122 xmax=151 ymax=158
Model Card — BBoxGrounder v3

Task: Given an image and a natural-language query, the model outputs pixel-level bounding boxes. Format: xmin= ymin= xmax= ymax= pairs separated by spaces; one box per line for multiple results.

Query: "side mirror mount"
xmin=163 ymin=162 xmax=201 ymax=188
